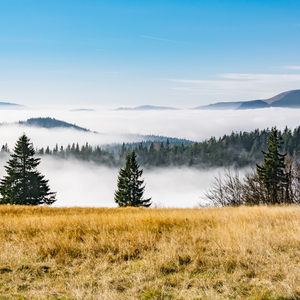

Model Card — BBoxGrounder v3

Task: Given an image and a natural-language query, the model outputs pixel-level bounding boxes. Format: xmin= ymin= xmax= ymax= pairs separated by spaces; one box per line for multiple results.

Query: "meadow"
xmin=1 ymin=206 xmax=300 ymax=299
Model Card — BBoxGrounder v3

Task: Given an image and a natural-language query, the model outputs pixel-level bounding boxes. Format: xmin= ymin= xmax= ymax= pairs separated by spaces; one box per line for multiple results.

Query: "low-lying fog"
xmin=0 ymin=154 xmax=249 ymax=207
xmin=1 ymin=107 xmax=300 ymax=148
xmin=0 ymin=107 xmax=298 ymax=207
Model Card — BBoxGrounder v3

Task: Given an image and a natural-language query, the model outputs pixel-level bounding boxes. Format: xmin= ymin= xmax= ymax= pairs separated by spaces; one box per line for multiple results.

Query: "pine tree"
xmin=114 ymin=151 xmax=151 ymax=207
xmin=257 ymin=127 xmax=288 ymax=204
xmin=0 ymin=134 xmax=56 ymax=205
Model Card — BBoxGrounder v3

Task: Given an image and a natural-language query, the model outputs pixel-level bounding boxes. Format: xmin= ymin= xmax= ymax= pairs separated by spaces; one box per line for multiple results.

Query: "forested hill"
xmin=118 ymin=126 xmax=300 ymax=167
xmin=18 ymin=117 xmax=90 ymax=132
xmin=1 ymin=126 xmax=300 ymax=168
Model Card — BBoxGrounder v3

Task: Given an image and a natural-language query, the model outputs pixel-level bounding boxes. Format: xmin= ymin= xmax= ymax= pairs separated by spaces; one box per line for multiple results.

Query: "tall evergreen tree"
xmin=114 ymin=151 xmax=151 ymax=207
xmin=0 ymin=134 xmax=56 ymax=205
xmin=257 ymin=127 xmax=288 ymax=204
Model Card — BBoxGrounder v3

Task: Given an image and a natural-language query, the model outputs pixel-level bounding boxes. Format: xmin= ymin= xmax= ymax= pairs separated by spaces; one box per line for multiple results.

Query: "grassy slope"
xmin=1 ymin=206 xmax=300 ymax=299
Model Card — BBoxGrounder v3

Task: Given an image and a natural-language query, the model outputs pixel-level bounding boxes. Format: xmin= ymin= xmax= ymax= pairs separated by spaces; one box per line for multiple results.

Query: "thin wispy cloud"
xmin=165 ymin=73 xmax=300 ymax=100
xmin=220 ymin=73 xmax=300 ymax=80
xmin=283 ymin=66 xmax=300 ymax=70
xmin=140 ymin=35 xmax=193 ymax=45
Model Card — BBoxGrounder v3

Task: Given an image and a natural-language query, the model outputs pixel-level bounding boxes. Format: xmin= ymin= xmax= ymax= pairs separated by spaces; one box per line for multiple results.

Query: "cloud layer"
xmin=2 ymin=108 xmax=300 ymax=148
xmin=0 ymin=154 xmax=248 ymax=208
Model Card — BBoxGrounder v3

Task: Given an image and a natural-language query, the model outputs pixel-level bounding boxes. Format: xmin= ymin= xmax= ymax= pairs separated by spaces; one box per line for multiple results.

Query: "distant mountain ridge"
xmin=0 ymin=102 xmax=20 ymax=106
xmin=237 ymin=100 xmax=269 ymax=110
xmin=0 ymin=102 xmax=24 ymax=109
xmin=116 ymin=105 xmax=178 ymax=111
xmin=194 ymin=102 xmax=244 ymax=110
xmin=70 ymin=109 xmax=96 ymax=112
xmin=194 ymin=89 xmax=300 ymax=110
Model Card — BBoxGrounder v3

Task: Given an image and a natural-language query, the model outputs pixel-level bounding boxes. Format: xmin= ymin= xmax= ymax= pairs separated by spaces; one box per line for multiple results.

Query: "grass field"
xmin=1 ymin=205 xmax=300 ymax=299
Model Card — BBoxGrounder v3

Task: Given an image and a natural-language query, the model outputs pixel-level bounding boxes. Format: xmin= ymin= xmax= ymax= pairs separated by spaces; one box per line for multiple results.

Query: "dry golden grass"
xmin=1 ymin=205 xmax=300 ymax=299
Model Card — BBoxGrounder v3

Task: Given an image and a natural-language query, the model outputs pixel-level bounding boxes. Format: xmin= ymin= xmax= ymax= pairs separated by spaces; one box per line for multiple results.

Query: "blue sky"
xmin=1 ymin=0 xmax=300 ymax=108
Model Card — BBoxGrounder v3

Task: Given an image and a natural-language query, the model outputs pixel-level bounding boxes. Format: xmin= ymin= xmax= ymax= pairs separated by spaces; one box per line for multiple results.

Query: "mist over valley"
xmin=0 ymin=107 xmax=299 ymax=207
xmin=2 ymin=106 xmax=300 ymax=145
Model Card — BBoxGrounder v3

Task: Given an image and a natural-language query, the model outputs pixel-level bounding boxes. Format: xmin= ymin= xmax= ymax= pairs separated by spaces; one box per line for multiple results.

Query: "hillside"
xmin=270 ymin=90 xmax=300 ymax=108
xmin=193 ymin=101 xmax=244 ymax=110
xmin=114 ymin=127 xmax=293 ymax=167
xmin=264 ymin=90 xmax=297 ymax=104
xmin=194 ymin=89 xmax=300 ymax=110
xmin=237 ymin=100 xmax=269 ymax=110
xmin=18 ymin=117 xmax=90 ymax=132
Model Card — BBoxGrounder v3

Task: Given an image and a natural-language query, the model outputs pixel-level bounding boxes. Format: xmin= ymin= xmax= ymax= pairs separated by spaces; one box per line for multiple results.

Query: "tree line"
xmin=0 ymin=142 xmax=118 ymax=166
xmin=204 ymin=128 xmax=300 ymax=206
xmin=123 ymin=126 xmax=300 ymax=167
xmin=2 ymin=126 xmax=300 ymax=168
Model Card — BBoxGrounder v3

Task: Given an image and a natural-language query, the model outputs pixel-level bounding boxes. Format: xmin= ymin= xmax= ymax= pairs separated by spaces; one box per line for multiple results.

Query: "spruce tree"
xmin=0 ymin=134 xmax=56 ymax=205
xmin=114 ymin=151 xmax=151 ymax=207
xmin=257 ymin=127 xmax=288 ymax=204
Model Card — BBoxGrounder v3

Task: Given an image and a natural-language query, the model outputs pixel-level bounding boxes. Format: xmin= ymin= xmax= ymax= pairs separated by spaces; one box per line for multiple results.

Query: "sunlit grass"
xmin=1 ymin=205 xmax=300 ymax=299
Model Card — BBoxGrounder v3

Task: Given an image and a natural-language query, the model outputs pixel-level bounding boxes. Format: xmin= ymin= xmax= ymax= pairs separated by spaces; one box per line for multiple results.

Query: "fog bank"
xmin=0 ymin=155 xmax=249 ymax=207
xmin=0 ymin=124 xmax=144 ymax=150
xmin=1 ymin=108 xmax=300 ymax=147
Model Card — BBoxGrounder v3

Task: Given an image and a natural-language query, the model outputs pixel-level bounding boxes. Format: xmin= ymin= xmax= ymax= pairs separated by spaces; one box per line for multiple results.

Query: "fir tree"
xmin=114 ymin=151 xmax=151 ymax=207
xmin=257 ymin=127 xmax=288 ymax=204
xmin=0 ymin=134 xmax=56 ymax=205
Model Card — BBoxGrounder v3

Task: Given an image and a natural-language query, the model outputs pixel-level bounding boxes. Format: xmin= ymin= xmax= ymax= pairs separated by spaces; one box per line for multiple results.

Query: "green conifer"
xmin=257 ymin=127 xmax=288 ymax=204
xmin=114 ymin=151 xmax=151 ymax=207
xmin=0 ymin=134 xmax=56 ymax=205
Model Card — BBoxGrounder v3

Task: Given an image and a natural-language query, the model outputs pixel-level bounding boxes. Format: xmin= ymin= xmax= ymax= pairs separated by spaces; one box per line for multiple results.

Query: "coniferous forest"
xmin=2 ymin=126 xmax=300 ymax=168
